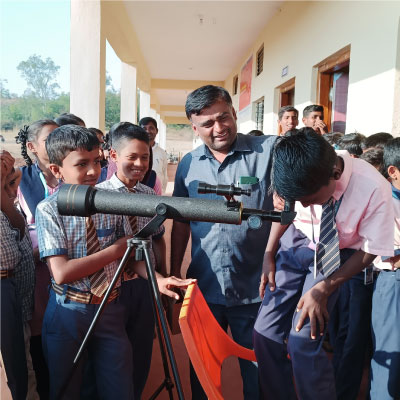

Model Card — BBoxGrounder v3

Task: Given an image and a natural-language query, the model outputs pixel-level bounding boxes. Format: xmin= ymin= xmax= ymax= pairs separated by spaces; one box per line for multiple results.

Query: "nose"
xmin=87 ymin=163 xmax=98 ymax=175
xmin=214 ymin=120 xmax=225 ymax=133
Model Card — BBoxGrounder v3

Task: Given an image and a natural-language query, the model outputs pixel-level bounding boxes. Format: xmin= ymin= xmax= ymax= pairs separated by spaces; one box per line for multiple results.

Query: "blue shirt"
xmin=173 ymin=133 xmax=276 ymax=306
xmin=36 ymin=191 xmax=125 ymax=291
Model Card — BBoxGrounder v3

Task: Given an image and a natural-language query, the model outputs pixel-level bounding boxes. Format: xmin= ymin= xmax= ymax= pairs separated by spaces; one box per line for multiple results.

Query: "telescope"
xmin=55 ymin=182 xmax=296 ymax=399
xmin=57 ymin=183 xmax=296 ymax=226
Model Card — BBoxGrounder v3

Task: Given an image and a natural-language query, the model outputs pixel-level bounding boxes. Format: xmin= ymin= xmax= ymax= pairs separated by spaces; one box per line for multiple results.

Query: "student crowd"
xmin=0 ymin=85 xmax=399 ymax=400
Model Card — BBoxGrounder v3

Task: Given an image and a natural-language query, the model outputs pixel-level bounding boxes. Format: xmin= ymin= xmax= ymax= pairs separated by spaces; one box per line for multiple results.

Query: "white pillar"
xmin=139 ymin=90 xmax=150 ymax=122
xmin=149 ymin=108 xmax=157 ymax=120
xmin=120 ymin=62 xmax=137 ymax=123
xmin=159 ymin=119 xmax=167 ymax=150
xmin=70 ymin=0 xmax=106 ymax=130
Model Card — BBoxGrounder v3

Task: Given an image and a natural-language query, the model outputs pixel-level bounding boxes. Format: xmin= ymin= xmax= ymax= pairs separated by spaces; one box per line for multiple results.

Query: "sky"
xmin=1 ymin=0 xmax=121 ymax=96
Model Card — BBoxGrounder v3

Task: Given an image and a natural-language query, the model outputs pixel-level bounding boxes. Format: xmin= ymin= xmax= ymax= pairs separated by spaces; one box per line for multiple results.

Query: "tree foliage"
xmin=17 ymin=54 xmax=60 ymax=100
xmin=2 ymin=55 xmax=120 ymax=132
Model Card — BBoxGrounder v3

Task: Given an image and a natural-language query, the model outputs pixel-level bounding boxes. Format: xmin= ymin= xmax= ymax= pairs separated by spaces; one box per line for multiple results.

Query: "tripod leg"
xmin=148 ymin=302 xmax=174 ymax=400
xmin=143 ymin=246 xmax=185 ymax=400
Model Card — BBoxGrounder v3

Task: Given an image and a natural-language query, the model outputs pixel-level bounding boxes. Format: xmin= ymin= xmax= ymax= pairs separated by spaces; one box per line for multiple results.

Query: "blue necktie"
xmin=316 ymin=198 xmax=340 ymax=277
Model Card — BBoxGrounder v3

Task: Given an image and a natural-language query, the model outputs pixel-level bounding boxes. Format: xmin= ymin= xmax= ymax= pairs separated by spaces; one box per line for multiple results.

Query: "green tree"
xmin=0 ymin=79 xmax=12 ymax=99
xmin=105 ymin=73 xmax=120 ymax=130
xmin=17 ymin=54 xmax=60 ymax=100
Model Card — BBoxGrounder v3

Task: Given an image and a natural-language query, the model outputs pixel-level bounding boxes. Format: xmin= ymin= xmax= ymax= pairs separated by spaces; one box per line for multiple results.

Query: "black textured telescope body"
xmin=57 ymin=184 xmax=296 ymax=226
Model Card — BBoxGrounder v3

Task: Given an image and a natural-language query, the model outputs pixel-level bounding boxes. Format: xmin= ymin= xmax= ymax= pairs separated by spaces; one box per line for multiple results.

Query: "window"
xmin=317 ymin=46 xmax=350 ymax=133
xmin=256 ymin=45 xmax=264 ymax=76
xmin=233 ymin=75 xmax=239 ymax=95
xmin=255 ymin=98 xmax=264 ymax=131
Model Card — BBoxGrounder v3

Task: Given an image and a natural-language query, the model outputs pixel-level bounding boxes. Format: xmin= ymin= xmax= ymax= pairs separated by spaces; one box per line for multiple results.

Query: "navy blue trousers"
xmin=254 ymin=226 xmax=343 ymax=400
xmin=120 ymin=278 xmax=155 ymax=399
xmin=1 ymin=278 xmax=27 ymax=400
xmin=370 ymin=269 xmax=400 ymax=400
xmin=329 ymin=268 xmax=373 ymax=400
xmin=42 ymin=289 xmax=133 ymax=400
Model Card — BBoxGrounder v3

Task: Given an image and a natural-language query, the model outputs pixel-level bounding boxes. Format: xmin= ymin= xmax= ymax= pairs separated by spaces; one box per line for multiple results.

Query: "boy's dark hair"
xmin=139 ymin=117 xmax=157 ymax=130
xmin=185 ymin=85 xmax=232 ymax=120
xmin=383 ymin=137 xmax=400 ymax=173
xmin=360 ymin=148 xmax=385 ymax=176
xmin=15 ymin=119 xmax=59 ymax=166
xmin=278 ymin=106 xmax=298 ymax=120
xmin=88 ymin=127 xmax=104 ymax=138
xmin=363 ymin=132 xmax=393 ymax=150
xmin=46 ymin=125 xmax=99 ymax=166
xmin=55 ymin=113 xmax=85 ymax=127
xmin=272 ymin=127 xmax=337 ymax=201
xmin=247 ymin=129 xmax=264 ymax=136
xmin=337 ymin=133 xmax=365 ymax=157
xmin=303 ymin=104 xmax=324 ymax=118
xmin=109 ymin=122 xmax=149 ymax=152
xmin=323 ymin=131 xmax=344 ymax=146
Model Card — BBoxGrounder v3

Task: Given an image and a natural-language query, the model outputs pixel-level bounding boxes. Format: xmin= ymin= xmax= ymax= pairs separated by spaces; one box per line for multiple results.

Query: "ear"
xmin=232 ymin=107 xmax=237 ymax=121
xmin=332 ymin=166 xmax=342 ymax=180
xmin=27 ymin=141 xmax=37 ymax=154
xmin=110 ymin=148 xmax=118 ymax=163
xmin=302 ymin=117 xmax=307 ymax=125
xmin=49 ymin=164 xmax=63 ymax=180
xmin=191 ymin=123 xmax=199 ymax=137
xmin=387 ymin=165 xmax=399 ymax=180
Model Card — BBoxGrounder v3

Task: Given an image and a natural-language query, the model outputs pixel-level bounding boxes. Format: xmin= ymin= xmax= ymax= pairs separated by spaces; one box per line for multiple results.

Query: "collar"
xmin=109 ymin=173 xmax=137 ymax=191
xmin=392 ymin=185 xmax=400 ymax=201
xmin=193 ymin=133 xmax=253 ymax=159
xmin=332 ymin=150 xmax=352 ymax=201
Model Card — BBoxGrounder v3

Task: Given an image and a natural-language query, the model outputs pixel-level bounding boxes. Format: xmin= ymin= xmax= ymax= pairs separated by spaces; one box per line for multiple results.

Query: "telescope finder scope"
xmin=198 ymin=182 xmax=251 ymax=197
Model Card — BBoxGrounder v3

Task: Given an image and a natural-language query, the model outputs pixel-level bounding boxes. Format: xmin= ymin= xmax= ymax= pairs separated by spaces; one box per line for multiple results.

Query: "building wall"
xmin=225 ymin=1 xmax=400 ymax=136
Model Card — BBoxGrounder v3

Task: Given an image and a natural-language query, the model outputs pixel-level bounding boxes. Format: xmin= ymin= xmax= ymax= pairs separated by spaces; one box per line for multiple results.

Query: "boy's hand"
xmin=295 ymin=281 xmax=330 ymax=339
xmin=260 ymin=252 xmax=276 ymax=298
xmin=273 ymin=193 xmax=285 ymax=211
xmin=390 ymin=254 xmax=400 ymax=270
xmin=112 ymin=236 xmax=132 ymax=258
xmin=1 ymin=150 xmax=15 ymax=188
xmin=314 ymin=120 xmax=328 ymax=135
xmin=157 ymin=276 xmax=196 ymax=300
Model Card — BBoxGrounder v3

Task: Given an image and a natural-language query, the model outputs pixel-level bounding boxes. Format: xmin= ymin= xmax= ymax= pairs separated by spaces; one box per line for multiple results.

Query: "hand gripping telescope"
xmin=57 ymin=183 xmax=296 ymax=226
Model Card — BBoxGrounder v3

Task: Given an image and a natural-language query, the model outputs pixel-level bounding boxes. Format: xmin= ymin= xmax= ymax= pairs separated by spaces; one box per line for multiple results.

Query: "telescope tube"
xmin=57 ymin=184 xmax=243 ymax=224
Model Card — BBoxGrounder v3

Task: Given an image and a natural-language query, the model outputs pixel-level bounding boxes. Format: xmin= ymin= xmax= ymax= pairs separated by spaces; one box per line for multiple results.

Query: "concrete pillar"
xmin=158 ymin=119 xmax=167 ymax=150
xmin=70 ymin=0 xmax=106 ymax=130
xmin=120 ymin=62 xmax=137 ymax=123
xmin=149 ymin=108 xmax=157 ymax=120
xmin=139 ymin=90 xmax=150 ymax=122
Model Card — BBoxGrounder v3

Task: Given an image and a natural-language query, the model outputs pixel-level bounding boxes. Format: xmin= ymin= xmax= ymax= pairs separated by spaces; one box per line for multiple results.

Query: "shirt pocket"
xmin=237 ymin=180 xmax=266 ymax=210
xmin=96 ymin=227 xmax=116 ymax=249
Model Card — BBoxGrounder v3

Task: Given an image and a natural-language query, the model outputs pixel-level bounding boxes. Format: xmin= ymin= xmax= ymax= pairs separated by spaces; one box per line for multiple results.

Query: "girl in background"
xmin=15 ymin=119 xmax=59 ymax=399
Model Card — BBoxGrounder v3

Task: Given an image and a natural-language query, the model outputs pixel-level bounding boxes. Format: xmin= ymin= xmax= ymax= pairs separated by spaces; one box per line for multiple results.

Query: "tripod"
xmin=58 ymin=204 xmax=184 ymax=399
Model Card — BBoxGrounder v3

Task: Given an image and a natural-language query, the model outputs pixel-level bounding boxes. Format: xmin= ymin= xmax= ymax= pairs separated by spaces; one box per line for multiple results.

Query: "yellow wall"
xmin=225 ymin=1 xmax=400 ymax=136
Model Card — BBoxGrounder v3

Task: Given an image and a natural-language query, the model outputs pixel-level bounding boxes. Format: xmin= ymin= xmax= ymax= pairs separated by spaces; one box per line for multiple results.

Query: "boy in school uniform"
xmin=370 ymin=137 xmax=400 ymax=400
xmin=36 ymin=125 xmax=193 ymax=399
xmin=97 ymin=122 xmax=170 ymax=398
xmin=253 ymin=128 xmax=394 ymax=400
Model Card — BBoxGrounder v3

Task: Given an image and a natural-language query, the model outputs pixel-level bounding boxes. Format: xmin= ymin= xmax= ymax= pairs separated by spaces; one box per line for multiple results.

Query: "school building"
xmin=70 ymin=0 xmax=400 ymax=149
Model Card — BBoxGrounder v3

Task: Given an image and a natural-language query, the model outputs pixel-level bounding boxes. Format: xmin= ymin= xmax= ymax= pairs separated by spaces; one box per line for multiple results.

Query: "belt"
xmin=0 ymin=270 xmax=14 ymax=279
xmin=52 ymin=283 xmax=119 ymax=304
